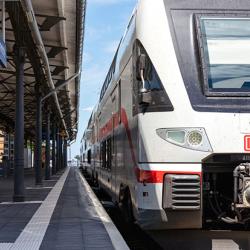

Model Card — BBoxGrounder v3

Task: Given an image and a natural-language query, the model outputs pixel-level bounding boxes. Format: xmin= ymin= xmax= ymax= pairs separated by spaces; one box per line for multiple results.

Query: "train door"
xmin=111 ymin=82 xmax=120 ymax=197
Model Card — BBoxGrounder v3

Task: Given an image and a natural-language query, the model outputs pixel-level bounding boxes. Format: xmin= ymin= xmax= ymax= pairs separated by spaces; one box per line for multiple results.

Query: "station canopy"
xmin=0 ymin=0 xmax=86 ymax=140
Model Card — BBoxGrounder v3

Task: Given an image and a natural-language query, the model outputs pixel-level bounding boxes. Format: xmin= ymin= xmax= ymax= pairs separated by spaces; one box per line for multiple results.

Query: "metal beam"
xmin=41 ymin=72 xmax=79 ymax=102
xmin=0 ymin=112 xmax=14 ymax=129
xmin=0 ymin=68 xmax=67 ymax=83
xmin=39 ymin=15 xmax=66 ymax=31
xmin=47 ymin=46 xmax=67 ymax=58
xmin=0 ymin=68 xmax=35 ymax=77
xmin=52 ymin=65 xmax=68 ymax=76
xmin=6 ymin=39 xmax=68 ymax=51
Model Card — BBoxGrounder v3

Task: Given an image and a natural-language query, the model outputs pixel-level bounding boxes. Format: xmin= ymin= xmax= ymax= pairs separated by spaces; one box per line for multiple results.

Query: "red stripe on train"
xmin=136 ymin=168 xmax=202 ymax=183
xmin=99 ymin=108 xmax=137 ymax=164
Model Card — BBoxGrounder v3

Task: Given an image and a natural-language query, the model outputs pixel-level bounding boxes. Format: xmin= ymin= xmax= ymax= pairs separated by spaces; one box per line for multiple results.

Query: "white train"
xmin=82 ymin=0 xmax=250 ymax=229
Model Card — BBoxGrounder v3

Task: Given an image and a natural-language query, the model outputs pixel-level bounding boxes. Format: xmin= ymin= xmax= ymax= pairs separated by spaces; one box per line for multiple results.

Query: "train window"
xmin=101 ymin=141 xmax=106 ymax=169
xmin=146 ymin=68 xmax=162 ymax=90
xmin=140 ymin=54 xmax=162 ymax=91
xmin=199 ymin=17 xmax=250 ymax=96
xmin=87 ymin=149 xmax=91 ymax=164
xmin=132 ymin=40 xmax=174 ymax=114
xmin=100 ymin=139 xmax=112 ymax=170
xmin=107 ymin=138 xmax=112 ymax=170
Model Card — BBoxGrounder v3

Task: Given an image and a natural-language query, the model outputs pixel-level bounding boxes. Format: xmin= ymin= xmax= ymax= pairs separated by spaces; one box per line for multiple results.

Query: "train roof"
xmin=98 ymin=6 xmax=137 ymax=103
xmin=164 ymin=0 xmax=250 ymax=10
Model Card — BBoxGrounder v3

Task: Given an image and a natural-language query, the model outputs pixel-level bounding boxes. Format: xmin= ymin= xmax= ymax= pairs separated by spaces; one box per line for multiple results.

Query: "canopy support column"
xmin=63 ymin=139 xmax=67 ymax=168
xmin=51 ymin=121 xmax=56 ymax=175
xmin=13 ymin=45 xmax=25 ymax=202
xmin=34 ymin=86 xmax=42 ymax=185
xmin=59 ymin=134 xmax=62 ymax=170
xmin=45 ymin=109 xmax=51 ymax=180
xmin=56 ymin=127 xmax=60 ymax=172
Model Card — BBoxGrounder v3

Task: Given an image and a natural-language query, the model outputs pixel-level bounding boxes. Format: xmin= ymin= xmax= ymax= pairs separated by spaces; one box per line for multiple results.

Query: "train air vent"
xmin=163 ymin=174 xmax=200 ymax=210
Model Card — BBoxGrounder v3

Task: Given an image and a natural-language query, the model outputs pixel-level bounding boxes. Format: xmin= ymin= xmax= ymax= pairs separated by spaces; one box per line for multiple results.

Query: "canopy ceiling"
xmin=0 ymin=0 xmax=86 ymax=140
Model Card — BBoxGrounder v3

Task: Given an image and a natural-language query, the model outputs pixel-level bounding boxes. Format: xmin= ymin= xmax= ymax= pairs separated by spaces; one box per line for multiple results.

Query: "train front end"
xmin=134 ymin=0 xmax=250 ymax=229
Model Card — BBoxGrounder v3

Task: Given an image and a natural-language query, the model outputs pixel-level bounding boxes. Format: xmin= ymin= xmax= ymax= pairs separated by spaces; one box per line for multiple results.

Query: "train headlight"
xmin=156 ymin=128 xmax=212 ymax=152
xmin=167 ymin=130 xmax=186 ymax=144
xmin=187 ymin=131 xmax=203 ymax=146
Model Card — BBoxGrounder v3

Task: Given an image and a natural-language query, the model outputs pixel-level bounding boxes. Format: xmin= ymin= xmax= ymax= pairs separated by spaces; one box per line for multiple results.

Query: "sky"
xmin=69 ymin=0 xmax=137 ymax=159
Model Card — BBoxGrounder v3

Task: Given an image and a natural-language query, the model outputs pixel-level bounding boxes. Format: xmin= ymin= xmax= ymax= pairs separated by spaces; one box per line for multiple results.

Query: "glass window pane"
xmin=200 ymin=18 xmax=250 ymax=91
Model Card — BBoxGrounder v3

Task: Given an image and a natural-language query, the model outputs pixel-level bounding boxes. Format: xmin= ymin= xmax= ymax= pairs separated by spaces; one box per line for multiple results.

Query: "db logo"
xmin=244 ymin=135 xmax=250 ymax=151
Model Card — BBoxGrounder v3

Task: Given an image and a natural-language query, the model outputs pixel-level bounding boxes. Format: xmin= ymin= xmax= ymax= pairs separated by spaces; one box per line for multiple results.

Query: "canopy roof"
xmin=0 ymin=0 xmax=86 ymax=140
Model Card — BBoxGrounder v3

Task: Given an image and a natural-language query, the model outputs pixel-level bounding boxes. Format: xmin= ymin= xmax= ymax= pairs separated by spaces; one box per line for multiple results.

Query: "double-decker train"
xmin=81 ymin=0 xmax=250 ymax=229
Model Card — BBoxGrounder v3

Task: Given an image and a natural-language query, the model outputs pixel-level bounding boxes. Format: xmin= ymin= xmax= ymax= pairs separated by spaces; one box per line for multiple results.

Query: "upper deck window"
xmin=200 ymin=17 xmax=250 ymax=96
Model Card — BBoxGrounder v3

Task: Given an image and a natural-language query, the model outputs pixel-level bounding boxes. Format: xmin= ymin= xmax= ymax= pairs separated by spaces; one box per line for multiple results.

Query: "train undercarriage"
xmin=202 ymin=154 xmax=250 ymax=229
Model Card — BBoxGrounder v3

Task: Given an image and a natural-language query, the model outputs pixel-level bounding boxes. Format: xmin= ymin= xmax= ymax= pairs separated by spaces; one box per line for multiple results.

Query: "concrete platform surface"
xmin=0 ymin=167 xmax=128 ymax=250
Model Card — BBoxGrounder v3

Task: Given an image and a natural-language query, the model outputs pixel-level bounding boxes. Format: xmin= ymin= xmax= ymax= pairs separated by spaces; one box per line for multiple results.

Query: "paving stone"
xmin=40 ymin=168 xmax=115 ymax=250
xmin=0 ymin=168 xmax=116 ymax=250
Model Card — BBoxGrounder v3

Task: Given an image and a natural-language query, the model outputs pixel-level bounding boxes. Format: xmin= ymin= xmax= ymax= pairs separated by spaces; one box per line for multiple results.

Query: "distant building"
xmin=4 ymin=133 xmax=14 ymax=163
xmin=2 ymin=133 xmax=32 ymax=168
xmin=0 ymin=131 xmax=4 ymax=162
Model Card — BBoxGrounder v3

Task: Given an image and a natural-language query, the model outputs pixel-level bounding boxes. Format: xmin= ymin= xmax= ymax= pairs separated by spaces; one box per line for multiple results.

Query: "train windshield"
xmin=200 ymin=17 xmax=250 ymax=94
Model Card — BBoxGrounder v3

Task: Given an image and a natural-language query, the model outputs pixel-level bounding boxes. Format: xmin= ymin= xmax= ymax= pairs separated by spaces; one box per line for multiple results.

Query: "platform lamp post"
xmin=34 ymin=72 xmax=80 ymax=185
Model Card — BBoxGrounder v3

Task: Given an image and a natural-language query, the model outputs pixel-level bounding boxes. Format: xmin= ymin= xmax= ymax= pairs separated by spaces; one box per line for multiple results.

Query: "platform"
xmin=0 ymin=168 xmax=128 ymax=250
